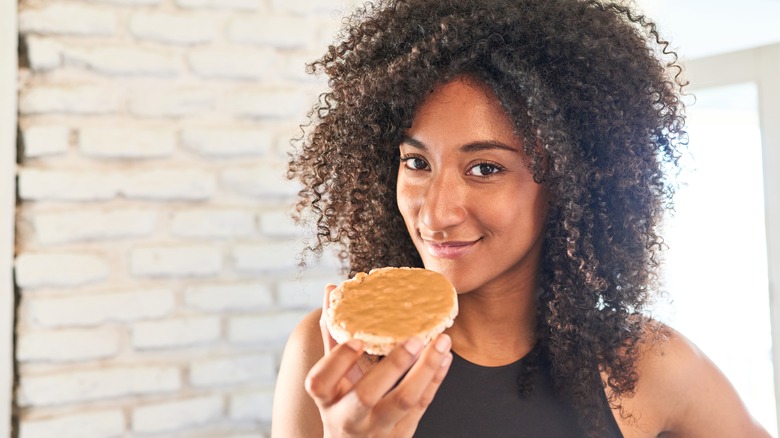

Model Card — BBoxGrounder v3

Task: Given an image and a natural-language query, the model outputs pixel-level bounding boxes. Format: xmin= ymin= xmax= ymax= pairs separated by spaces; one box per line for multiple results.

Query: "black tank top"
xmin=414 ymin=349 xmax=624 ymax=437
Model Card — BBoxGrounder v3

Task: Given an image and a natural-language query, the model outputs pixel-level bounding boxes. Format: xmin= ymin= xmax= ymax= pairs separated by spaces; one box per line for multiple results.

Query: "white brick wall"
xmin=19 ymin=410 xmax=125 ymax=438
xmin=15 ymin=0 xmax=352 ymax=435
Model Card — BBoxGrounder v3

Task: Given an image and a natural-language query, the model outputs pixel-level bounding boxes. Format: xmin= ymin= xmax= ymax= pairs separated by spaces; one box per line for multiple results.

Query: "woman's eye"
xmin=468 ymin=163 xmax=502 ymax=177
xmin=403 ymin=157 xmax=429 ymax=170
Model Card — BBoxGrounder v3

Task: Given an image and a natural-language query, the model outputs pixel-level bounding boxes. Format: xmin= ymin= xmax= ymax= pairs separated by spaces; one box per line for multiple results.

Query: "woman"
xmin=272 ymin=0 xmax=770 ymax=436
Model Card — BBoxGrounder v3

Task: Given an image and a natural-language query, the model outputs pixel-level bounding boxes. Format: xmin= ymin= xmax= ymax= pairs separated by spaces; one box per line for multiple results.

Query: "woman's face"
xmin=397 ymin=76 xmax=548 ymax=294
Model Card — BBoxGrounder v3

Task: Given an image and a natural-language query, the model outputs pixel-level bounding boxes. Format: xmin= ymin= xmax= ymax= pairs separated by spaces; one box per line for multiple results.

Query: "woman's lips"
xmin=423 ymin=239 xmax=478 ymax=259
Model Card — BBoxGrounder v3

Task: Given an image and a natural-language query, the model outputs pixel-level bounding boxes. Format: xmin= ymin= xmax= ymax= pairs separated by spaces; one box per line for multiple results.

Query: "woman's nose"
xmin=419 ymin=171 xmax=467 ymax=232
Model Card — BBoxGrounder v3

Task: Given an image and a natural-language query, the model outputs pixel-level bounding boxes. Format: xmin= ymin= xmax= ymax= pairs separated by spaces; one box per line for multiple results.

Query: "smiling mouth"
xmin=422 ymin=239 xmax=479 ymax=259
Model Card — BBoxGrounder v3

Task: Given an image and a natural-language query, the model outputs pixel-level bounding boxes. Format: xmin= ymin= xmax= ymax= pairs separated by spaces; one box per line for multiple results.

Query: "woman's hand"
xmin=304 ymin=284 xmax=453 ymax=438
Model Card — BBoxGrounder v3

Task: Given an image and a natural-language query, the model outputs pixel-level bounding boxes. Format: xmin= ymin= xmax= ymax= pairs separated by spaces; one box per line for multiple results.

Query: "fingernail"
xmin=434 ymin=334 xmax=451 ymax=353
xmin=345 ymin=339 xmax=363 ymax=352
xmin=441 ymin=353 xmax=453 ymax=368
xmin=404 ymin=338 xmax=424 ymax=355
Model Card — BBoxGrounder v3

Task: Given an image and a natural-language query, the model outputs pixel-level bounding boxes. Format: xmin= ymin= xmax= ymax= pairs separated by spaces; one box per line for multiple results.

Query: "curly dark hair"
xmin=288 ymin=0 xmax=687 ymax=435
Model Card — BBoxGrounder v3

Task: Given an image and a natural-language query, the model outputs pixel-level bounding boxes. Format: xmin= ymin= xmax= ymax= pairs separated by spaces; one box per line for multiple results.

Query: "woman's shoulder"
xmin=613 ymin=319 xmax=768 ymax=437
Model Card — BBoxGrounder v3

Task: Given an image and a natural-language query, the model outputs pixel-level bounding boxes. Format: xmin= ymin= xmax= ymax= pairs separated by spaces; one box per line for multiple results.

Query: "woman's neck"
xmin=446 ymin=283 xmax=538 ymax=367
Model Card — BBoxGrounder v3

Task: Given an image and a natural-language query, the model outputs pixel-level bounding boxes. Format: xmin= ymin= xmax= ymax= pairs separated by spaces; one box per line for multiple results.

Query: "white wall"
xmin=13 ymin=0 xmax=351 ymax=436
xmin=1 ymin=1 xmax=18 ymax=436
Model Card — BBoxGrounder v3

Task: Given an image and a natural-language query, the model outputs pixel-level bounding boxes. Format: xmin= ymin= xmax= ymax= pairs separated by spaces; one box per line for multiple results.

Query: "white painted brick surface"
xmin=176 ymin=0 xmax=260 ymax=9
xmin=223 ymin=89 xmax=307 ymax=119
xmin=25 ymin=37 xmax=61 ymax=71
xmin=232 ymin=241 xmax=299 ymax=272
xmin=17 ymin=329 xmax=120 ymax=362
xmin=80 ymin=127 xmax=176 ymax=158
xmin=128 ymin=87 xmax=214 ymax=118
xmin=132 ymin=396 xmax=222 ymax=434
xmin=227 ymin=16 xmax=310 ymax=48
xmin=131 ymin=245 xmax=221 ymax=277
xmin=16 ymin=0 xmax=351 ymax=433
xmin=61 ymin=45 xmax=179 ymax=77
xmin=34 ymin=208 xmax=157 ymax=245
xmin=130 ymin=12 xmax=218 ymax=45
xmin=230 ymin=390 xmax=273 ymax=422
xmin=27 ymin=288 xmax=175 ymax=327
xmin=258 ymin=209 xmax=301 ymax=237
xmin=221 ymin=162 xmax=300 ymax=199
xmin=22 ymin=125 xmax=70 ymax=157
xmin=18 ymin=169 xmax=120 ymax=201
xmin=18 ymin=366 xmax=180 ymax=407
xmin=227 ymin=311 xmax=307 ymax=345
xmin=185 ymin=282 xmax=273 ymax=312
xmin=15 ymin=253 xmax=109 ymax=289
xmin=19 ymin=85 xmax=123 ymax=115
xmin=132 ymin=316 xmax=221 ymax=349
xmin=19 ymin=4 xmax=117 ymax=36
xmin=121 ymin=169 xmax=216 ymax=201
xmin=181 ymin=128 xmax=272 ymax=157
xmin=190 ymin=354 xmax=275 ymax=387
xmin=188 ymin=48 xmax=275 ymax=80
xmin=19 ymin=410 xmax=125 ymax=438
xmin=277 ymin=277 xmax=337 ymax=309
xmin=170 ymin=208 xmax=253 ymax=238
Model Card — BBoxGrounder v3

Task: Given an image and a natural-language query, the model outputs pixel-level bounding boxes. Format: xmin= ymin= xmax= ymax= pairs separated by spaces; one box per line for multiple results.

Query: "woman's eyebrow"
xmin=401 ymin=136 xmax=519 ymax=153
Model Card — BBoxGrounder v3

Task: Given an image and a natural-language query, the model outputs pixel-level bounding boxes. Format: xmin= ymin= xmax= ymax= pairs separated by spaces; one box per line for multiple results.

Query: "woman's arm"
xmin=271 ymin=308 xmax=326 ymax=437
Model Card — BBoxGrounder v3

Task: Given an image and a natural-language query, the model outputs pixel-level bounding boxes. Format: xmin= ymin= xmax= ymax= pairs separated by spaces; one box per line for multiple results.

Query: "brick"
xmin=18 ymin=366 xmax=180 ymax=407
xmin=19 ymin=85 xmax=123 ymax=115
xmin=121 ymin=169 xmax=216 ymax=201
xmin=170 ymin=208 xmax=253 ymax=238
xmin=188 ymin=48 xmax=275 ymax=80
xmin=277 ymin=277 xmax=339 ymax=309
xmin=27 ymin=288 xmax=175 ymax=327
xmin=22 ymin=125 xmax=70 ymax=158
xmin=24 ymin=37 xmax=61 ymax=71
xmin=223 ymin=89 xmax=307 ymax=119
xmin=133 ymin=317 xmax=221 ymax=349
xmin=176 ymin=0 xmax=260 ymax=10
xmin=190 ymin=354 xmax=275 ymax=387
xmin=19 ymin=4 xmax=116 ymax=36
xmin=61 ymin=45 xmax=179 ymax=76
xmin=131 ymin=245 xmax=221 ymax=277
xmin=15 ymin=253 xmax=109 ymax=289
xmin=34 ymin=208 xmax=157 ymax=245
xmin=221 ymin=162 xmax=300 ymax=199
xmin=92 ymin=0 xmax=160 ymax=5
xmin=230 ymin=390 xmax=273 ymax=422
xmin=228 ymin=311 xmax=307 ymax=345
xmin=181 ymin=128 xmax=272 ymax=157
xmin=185 ymin=282 xmax=273 ymax=312
xmin=128 ymin=87 xmax=214 ymax=118
xmin=228 ymin=16 xmax=310 ymax=48
xmin=130 ymin=12 xmax=217 ymax=45
xmin=258 ymin=209 xmax=301 ymax=237
xmin=18 ymin=169 xmax=120 ymax=201
xmin=132 ymin=396 xmax=222 ymax=434
xmin=272 ymin=0 xmax=346 ymax=15
xmin=80 ymin=127 xmax=176 ymax=158
xmin=18 ymin=410 xmax=125 ymax=438
xmin=283 ymin=53 xmax=318 ymax=82
xmin=232 ymin=241 xmax=299 ymax=272
xmin=17 ymin=329 xmax=120 ymax=362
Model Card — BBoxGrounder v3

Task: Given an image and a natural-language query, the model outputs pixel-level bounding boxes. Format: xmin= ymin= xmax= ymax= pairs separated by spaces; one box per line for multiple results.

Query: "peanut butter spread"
xmin=331 ymin=268 xmax=457 ymax=338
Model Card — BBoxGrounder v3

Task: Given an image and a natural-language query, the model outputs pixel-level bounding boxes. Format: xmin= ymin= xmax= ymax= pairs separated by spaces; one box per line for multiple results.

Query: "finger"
xmin=349 ymin=337 xmax=426 ymax=411
xmin=373 ymin=334 xmax=452 ymax=424
xmin=392 ymin=350 xmax=453 ymax=434
xmin=305 ymin=338 xmax=363 ymax=406
xmin=320 ymin=283 xmax=338 ymax=352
